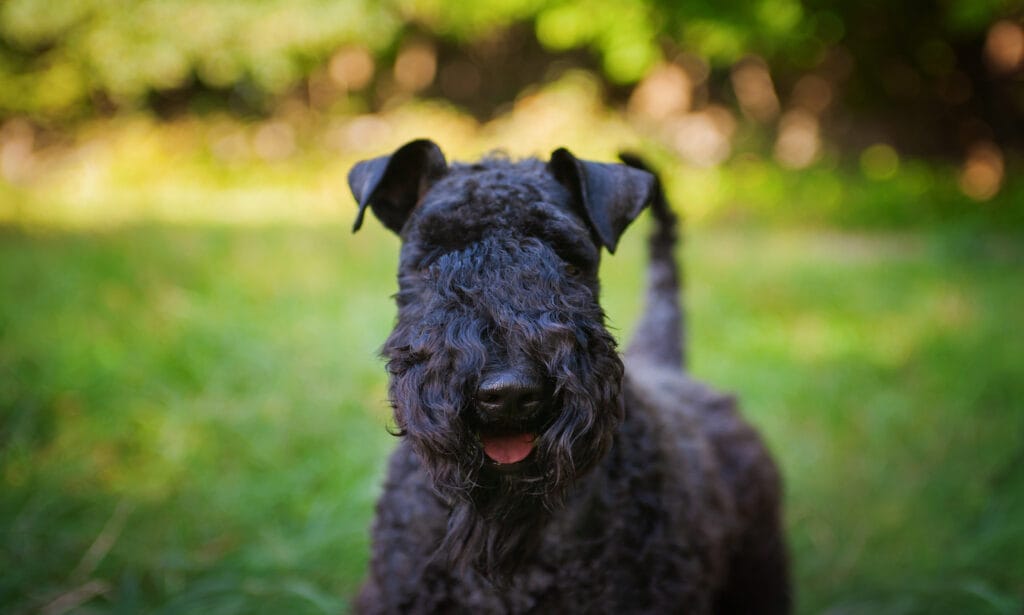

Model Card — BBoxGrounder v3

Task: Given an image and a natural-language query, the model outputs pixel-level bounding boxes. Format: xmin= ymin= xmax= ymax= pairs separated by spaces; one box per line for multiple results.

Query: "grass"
xmin=0 ymin=224 xmax=397 ymax=613
xmin=1 ymin=220 xmax=1021 ymax=614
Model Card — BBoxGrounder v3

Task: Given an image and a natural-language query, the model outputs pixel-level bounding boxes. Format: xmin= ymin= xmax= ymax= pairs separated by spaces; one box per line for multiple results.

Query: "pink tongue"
xmin=481 ymin=433 xmax=535 ymax=464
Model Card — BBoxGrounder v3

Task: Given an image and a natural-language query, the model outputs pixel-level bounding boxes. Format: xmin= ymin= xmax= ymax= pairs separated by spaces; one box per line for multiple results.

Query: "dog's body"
xmin=349 ymin=141 xmax=790 ymax=614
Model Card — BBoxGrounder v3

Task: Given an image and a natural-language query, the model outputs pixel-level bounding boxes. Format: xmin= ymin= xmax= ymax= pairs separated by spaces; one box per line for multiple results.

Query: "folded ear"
xmin=348 ymin=139 xmax=447 ymax=234
xmin=547 ymin=148 xmax=656 ymax=253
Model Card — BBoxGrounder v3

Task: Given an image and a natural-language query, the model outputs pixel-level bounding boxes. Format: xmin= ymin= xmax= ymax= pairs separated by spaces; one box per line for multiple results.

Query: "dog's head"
xmin=349 ymin=139 xmax=655 ymax=576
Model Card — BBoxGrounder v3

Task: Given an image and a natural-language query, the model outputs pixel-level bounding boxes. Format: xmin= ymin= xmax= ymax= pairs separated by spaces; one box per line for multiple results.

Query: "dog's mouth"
xmin=479 ymin=431 xmax=536 ymax=465
xmin=476 ymin=411 xmax=555 ymax=466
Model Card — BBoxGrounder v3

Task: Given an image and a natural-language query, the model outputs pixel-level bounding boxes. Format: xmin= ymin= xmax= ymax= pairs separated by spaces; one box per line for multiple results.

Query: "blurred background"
xmin=1 ymin=1 xmax=1022 ymax=613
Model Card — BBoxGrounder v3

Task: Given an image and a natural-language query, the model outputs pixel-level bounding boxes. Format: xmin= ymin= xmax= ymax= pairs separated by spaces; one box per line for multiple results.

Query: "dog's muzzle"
xmin=474 ymin=368 xmax=549 ymax=464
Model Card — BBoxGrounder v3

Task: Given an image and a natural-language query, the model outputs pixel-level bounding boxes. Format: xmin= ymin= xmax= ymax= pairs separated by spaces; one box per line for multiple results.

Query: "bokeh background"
xmin=1 ymin=1 xmax=1023 ymax=613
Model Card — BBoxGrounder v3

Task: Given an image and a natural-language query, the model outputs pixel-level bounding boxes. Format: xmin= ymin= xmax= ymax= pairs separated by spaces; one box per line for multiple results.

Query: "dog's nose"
xmin=476 ymin=371 xmax=545 ymax=419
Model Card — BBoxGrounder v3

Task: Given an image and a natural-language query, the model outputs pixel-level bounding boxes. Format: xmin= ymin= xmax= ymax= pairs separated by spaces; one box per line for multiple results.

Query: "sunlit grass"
xmin=2 ymin=74 xmax=1021 ymax=231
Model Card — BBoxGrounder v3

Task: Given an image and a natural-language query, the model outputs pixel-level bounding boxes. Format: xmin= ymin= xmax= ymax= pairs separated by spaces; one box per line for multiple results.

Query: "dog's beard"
xmin=392 ymin=363 xmax=624 ymax=579
xmin=434 ymin=409 xmax=617 ymax=579
xmin=385 ymin=339 xmax=624 ymax=578
xmin=439 ymin=467 xmax=553 ymax=581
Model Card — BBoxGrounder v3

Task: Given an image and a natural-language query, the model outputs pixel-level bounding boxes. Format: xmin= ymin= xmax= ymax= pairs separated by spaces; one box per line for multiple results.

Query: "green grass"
xmin=1 ymin=222 xmax=1022 ymax=614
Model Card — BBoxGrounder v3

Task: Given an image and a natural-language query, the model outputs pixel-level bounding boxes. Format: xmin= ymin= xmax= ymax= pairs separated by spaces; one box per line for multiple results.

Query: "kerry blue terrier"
xmin=348 ymin=139 xmax=790 ymax=613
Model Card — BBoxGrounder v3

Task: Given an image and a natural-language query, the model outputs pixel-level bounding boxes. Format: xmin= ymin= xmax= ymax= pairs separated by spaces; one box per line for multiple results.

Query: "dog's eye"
xmin=564 ymin=263 xmax=582 ymax=276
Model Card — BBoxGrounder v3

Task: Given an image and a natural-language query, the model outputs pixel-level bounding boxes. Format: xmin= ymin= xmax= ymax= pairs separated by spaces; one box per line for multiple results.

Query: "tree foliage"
xmin=0 ymin=0 xmax=1021 ymax=163
xmin=0 ymin=0 xmax=397 ymax=117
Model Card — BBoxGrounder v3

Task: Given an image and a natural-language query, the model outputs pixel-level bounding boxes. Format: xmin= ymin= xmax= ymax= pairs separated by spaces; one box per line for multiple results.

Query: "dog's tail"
xmin=620 ymin=153 xmax=686 ymax=371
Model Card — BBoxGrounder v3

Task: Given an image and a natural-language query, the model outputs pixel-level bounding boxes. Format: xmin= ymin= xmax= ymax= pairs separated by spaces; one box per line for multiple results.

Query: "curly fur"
xmin=349 ymin=146 xmax=791 ymax=614
xmin=385 ymin=236 xmax=623 ymax=576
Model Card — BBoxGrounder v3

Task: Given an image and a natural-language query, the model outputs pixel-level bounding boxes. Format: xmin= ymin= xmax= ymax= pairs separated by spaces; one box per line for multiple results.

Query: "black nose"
xmin=476 ymin=370 xmax=545 ymax=420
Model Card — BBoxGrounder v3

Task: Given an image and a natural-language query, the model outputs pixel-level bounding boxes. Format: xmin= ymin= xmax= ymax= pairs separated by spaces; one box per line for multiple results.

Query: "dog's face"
xmin=349 ymin=140 xmax=654 ymax=575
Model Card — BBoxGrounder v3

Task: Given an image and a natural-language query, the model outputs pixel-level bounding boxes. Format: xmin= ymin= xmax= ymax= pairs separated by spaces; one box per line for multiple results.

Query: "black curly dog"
xmin=348 ymin=140 xmax=790 ymax=613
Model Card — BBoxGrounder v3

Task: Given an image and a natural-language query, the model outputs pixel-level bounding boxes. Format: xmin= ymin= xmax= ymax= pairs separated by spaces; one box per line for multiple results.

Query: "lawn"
xmin=1 ymin=221 xmax=1022 ymax=614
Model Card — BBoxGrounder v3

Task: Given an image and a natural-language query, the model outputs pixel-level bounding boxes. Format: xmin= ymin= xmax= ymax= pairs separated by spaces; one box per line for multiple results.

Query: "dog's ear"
xmin=548 ymin=148 xmax=656 ymax=253
xmin=348 ymin=139 xmax=448 ymax=234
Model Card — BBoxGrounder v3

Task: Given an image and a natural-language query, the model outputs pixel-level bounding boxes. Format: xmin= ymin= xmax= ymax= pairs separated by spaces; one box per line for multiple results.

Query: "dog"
xmin=348 ymin=139 xmax=790 ymax=613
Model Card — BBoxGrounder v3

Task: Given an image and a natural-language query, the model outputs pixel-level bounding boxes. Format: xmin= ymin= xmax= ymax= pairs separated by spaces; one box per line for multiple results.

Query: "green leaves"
xmin=0 ymin=0 xmax=1018 ymax=121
